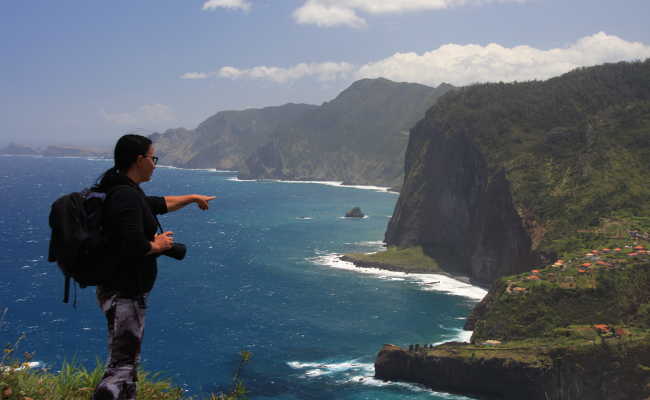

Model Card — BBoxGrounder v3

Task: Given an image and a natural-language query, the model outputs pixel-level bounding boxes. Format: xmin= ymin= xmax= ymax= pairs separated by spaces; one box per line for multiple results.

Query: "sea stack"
xmin=345 ymin=207 xmax=365 ymax=218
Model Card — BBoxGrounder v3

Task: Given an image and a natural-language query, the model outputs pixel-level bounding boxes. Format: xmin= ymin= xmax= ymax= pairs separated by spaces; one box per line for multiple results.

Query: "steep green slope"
xmin=376 ymin=240 xmax=650 ymax=400
xmin=386 ymin=60 xmax=650 ymax=283
xmin=240 ymin=79 xmax=454 ymax=188
xmin=150 ymin=103 xmax=317 ymax=170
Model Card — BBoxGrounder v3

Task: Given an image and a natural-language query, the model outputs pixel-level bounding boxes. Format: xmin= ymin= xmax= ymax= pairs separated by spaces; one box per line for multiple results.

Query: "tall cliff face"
xmin=375 ymin=339 xmax=650 ymax=400
xmin=150 ymin=103 xmax=317 ymax=170
xmin=385 ymin=120 xmax=533 ymax=284
xmin=240 ymin=79 xmax=454 ymax=188
xmin=386 ymin=60 xmax=650 ymax=283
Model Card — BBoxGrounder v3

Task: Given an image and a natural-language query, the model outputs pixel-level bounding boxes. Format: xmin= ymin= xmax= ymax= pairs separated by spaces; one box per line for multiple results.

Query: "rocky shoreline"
xmin=339 ymin=254 xmax=476 ymax=286
xmin=371 ymin=247 xmax=650 ymax=400
xmin=374 ymin=337 xmax=650 ymax=400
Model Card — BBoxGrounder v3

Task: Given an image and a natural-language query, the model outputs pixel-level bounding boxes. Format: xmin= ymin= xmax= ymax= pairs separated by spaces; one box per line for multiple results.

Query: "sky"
xmin=1 ymin=0 xmax=650 ymax=148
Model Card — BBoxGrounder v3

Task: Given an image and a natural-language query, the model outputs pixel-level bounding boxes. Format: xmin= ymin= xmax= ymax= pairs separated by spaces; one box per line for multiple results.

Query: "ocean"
xmin=0 ymin=155 xmax=485 ymax=399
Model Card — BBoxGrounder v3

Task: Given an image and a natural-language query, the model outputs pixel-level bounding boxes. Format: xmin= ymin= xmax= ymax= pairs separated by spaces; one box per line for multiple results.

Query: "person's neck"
xmin=126 ymin=169 xmax=142 ymax=185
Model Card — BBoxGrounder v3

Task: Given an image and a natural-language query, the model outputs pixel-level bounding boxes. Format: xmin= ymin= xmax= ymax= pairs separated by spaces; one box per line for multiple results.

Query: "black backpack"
xmin=48 ymin=185 xmax=127 ymax=304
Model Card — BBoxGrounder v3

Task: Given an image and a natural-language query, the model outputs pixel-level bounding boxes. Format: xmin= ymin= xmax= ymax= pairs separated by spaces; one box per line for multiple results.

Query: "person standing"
xmin=92 ymin=134 xmax=215 ymax=400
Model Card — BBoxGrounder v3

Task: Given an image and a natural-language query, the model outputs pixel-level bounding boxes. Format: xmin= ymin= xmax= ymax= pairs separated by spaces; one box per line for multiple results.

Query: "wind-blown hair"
xmin=95 ymin=134 xmax=152 ymax=191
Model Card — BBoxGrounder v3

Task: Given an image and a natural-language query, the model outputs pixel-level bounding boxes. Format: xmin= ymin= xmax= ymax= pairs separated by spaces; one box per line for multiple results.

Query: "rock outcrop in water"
xmin=345 ymin=207 xmax=365 ymax=218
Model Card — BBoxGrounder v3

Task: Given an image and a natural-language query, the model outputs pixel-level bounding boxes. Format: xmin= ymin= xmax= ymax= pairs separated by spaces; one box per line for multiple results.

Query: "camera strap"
xmin=154 ymin=215 xmax=163 ymax=235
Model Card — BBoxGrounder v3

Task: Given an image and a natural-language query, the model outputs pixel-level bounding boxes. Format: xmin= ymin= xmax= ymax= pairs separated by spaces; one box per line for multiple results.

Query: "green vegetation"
xmin=471 ymin=239 xmax=650 ymax=342
xmin=428 ymin=326 xmax=650 ymax=369
xmin=407 ymin=240 xmax=650 ymax=398
xmin=242 ymin=79 xmax=454 ymax=188
xmin=423 ymin=60 xmax=650 ymax=255
xmin=375 ymin=60 xmax=650 ymax=400
xmin=344 ymin=246 xmax=442 ymax=273
xmin=0 ymin=338 xmax=251 ymax=400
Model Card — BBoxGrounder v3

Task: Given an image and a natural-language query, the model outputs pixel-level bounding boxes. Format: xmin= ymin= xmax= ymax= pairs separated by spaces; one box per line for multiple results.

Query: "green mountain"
xmin=150 ymin=103 xmax=317 ymax=170
xmin=374 ymin=60 xmax=650 ymax=399
xmin=240 ymin=79 xmax=454 ymax=188
xmin=385 ymin=60 xmax=650 ymax=284
xmin=151 ymin=78 xmax=452 ymax=187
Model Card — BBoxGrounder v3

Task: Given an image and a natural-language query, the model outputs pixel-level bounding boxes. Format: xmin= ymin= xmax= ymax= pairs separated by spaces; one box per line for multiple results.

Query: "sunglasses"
xmin=143 ymin=155 xmax=159 ymax=165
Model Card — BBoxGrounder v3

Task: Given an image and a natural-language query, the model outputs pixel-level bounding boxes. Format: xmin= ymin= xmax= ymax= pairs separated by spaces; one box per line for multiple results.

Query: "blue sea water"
xmin=0 ymin=156 xmax=484 ymax=399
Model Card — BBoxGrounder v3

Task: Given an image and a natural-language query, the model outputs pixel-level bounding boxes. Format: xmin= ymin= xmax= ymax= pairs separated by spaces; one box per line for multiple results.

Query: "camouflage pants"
xmin=92 ymin=287 xmax=147 ymax=400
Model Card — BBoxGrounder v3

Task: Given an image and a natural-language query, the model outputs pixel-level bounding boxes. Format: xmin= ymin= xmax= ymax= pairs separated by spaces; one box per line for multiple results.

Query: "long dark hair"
xmin=95 ymin=134 xmax=152 ymax=191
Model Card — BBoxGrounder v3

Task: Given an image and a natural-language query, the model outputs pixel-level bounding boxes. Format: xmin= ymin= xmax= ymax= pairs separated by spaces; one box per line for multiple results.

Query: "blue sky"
xmin=2 ymin=0 xmax=650 ymax=148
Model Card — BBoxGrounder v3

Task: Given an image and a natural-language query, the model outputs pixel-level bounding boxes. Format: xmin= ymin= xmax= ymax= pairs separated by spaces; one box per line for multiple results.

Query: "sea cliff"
xmin=375 ymin=246 xmax=650 ymax=399
xmin=384 ymin=60 xmax=650 ymax=284
xmin=372 ymin=60 xmax=650 ymax=399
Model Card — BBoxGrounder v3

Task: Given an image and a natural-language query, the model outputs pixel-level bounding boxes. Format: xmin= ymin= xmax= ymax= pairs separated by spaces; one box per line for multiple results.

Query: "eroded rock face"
xmin=375 ymin=344 xmax=547 ymax=399
xmin=385 ymin=120 xmax=533 ymax=284
xmin=375 ymin=342 xmax=650 ymax=400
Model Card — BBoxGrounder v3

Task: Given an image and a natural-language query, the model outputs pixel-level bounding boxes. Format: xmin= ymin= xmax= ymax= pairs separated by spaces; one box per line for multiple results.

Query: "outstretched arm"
xmin=164 ymin=194 xmax=216 ymax=212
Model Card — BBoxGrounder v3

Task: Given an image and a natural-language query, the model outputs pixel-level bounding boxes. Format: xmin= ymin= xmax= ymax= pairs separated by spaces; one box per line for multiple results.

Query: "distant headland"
xmin=0 ymin=143 xmax=111 ymax=158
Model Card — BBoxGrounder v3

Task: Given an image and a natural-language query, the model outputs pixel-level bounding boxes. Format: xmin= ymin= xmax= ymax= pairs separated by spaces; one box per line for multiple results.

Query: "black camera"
xmin=163 ymin=243 xmax=187 ymax=260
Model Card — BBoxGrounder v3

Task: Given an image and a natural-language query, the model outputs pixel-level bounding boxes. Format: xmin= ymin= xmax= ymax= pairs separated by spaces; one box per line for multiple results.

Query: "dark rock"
xmin=375 ymin=338 xmax=650 ymax=400
xmin=345 ymin=207 xmax=365 ymax=218
xmin=386 ymin=126 xmax=534 ymax=285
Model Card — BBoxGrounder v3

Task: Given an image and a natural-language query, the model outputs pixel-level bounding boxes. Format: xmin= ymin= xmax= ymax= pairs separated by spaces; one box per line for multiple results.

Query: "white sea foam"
xmin=431 ymin=328 xmax=473 ymax=346
xmin=308 ymin=253 xmax=487 ymax=301
xmin=354 ymin=240 xmax=385 ymax=247
xmin=1 ymin=361 xmax=42 ymax=372
xmin=227 ymin=177 xmax=398 ymax=193
xmin=227 ymin=177 xmax=256 ymax=182
xmin=288 ymin=358 xmax=475 ymax=398
xmin=156 ymin=164 xmax=236 ymax=173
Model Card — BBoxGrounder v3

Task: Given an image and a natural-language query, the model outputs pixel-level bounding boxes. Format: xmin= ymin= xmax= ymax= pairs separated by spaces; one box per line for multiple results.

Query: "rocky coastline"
xmin=338 ymin=254 xmax=475 ymax=285
xmin=375 ymin=336 xmax=650 ymax=400
xmin=372 ymin=245 xmax=650 ymax=399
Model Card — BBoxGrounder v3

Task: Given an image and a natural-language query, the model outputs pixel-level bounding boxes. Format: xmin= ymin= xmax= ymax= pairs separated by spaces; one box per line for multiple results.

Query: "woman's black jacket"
xmin=101 ymin=175 xmax=167 ymax=297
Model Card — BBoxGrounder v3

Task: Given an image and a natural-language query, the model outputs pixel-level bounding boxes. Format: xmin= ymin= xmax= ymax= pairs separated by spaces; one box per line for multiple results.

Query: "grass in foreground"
xmin=0 ymin=345 xmax=251 ymax=400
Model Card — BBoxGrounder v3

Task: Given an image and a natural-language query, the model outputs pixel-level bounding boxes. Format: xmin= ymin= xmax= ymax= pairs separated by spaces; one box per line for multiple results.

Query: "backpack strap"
xmin=63 ymin=274 xmax=71 ymax=304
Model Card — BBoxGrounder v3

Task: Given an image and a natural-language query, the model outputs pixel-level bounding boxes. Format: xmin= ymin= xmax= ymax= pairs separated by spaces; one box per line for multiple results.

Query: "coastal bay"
xmin=0 ymin=155 xmax=483 ymax=399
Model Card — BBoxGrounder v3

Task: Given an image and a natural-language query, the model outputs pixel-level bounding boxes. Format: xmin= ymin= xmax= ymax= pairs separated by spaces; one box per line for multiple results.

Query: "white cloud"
xmin=202 ymin=0 xmax=251 ymax=12
xmin=101 ymin=104 xmax=176 ymax=125
xmin=293 ymin=0 xmax=527 ymax=28
xmin=216 ymin=62 xmax=355 ymax=83
xmin=357 ymin=32 xmax=650 ymax=86
xmin=180 ymin=72 xmax=210 ymax=80
xmin=182 ymin=33 xmax=650 ymax=87
xmin=293 ymin=1 xmax=367 ymax=28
